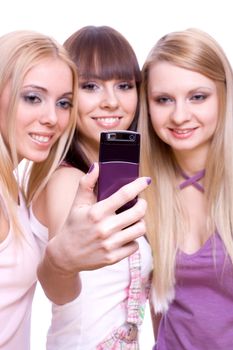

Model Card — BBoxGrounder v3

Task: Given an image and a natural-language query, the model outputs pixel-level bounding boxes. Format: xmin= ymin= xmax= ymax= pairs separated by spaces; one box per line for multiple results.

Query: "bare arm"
xmin=33 ymin=165 xmax=83 ymax=236
xmin=33 ymin=165 xmax=84 ymax=304
xmin=36 ymin=163 xmax=150 ymax=304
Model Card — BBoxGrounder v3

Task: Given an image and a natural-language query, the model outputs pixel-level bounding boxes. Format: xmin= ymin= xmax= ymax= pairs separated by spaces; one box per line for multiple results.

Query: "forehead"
xmin=148 ymin=61 xmax=216 ymax=92
xmin=23 ymin=58 xmax=73 ymax=91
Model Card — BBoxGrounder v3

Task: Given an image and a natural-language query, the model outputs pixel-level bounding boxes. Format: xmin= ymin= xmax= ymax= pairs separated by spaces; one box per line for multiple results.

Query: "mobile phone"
xmin=97 ymin=130 xmax=140 ymax=214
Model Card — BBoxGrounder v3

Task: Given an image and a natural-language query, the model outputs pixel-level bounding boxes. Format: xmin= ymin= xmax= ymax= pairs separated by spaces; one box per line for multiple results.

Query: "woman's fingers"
xmin=90 ymin=176 xmax=150 ymax=217
xmin=54 ymin=168 xmax=151 ymax=273
xmin=73 ymin=162 xmax=99 ymax=207
xmin=74 ymin=162 xmax=150 ymax=215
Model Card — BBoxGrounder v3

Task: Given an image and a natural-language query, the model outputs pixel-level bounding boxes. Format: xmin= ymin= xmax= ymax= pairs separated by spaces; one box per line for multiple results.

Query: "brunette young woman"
xmin=32 ymin=26 xmax=152 ymax=349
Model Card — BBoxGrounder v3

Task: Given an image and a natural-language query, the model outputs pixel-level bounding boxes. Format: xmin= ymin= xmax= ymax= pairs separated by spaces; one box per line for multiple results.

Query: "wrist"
xmin=44 ymin=236 xmax=79 ymax=278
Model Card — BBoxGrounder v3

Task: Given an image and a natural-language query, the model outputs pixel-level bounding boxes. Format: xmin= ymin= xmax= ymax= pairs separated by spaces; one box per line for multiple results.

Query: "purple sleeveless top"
xmin=155 ymin=233 xmax=233 ymax=350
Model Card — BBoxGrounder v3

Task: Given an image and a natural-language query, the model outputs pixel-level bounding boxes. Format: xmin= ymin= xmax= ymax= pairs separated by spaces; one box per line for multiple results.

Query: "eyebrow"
xmin=150 ymin=86 xmax=214 ymax=95
xmin=22 ymin=84 xmax=73 ymax=96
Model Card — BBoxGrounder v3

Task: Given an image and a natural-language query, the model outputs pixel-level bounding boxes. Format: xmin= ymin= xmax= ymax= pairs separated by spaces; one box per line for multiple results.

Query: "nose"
xmin=100 ymin=86 xmax=119 ymax=110
xmin=39 ymin=103 xmax=58 ymax=126
xmin=171 ymin=100 xmax=191 ymax=125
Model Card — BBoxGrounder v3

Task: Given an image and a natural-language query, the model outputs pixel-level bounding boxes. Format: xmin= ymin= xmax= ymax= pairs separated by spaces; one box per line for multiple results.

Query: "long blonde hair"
xmin=0 ymin=30 xmax=78 ymax=235
xmin=138 ymin=28 xmax=233 ymax=311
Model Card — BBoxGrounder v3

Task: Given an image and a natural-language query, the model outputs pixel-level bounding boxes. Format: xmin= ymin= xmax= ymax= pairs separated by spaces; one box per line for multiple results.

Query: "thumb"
xmin=73 ymin=162 xmax=99 ymax=207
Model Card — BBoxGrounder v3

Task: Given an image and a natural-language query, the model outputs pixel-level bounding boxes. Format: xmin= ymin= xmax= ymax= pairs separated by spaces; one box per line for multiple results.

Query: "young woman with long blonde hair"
xmin=139 ymin=28 xmax=233 ymax=349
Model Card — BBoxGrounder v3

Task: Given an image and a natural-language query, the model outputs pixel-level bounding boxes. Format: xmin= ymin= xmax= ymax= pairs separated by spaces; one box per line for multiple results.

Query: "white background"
xmin=1 ymin=0 xmax=232 ymax=349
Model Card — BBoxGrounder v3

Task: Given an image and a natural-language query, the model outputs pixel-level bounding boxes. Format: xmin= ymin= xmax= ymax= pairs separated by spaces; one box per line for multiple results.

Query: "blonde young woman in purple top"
xmin=138 ymin=28 xmax=233 ymax=349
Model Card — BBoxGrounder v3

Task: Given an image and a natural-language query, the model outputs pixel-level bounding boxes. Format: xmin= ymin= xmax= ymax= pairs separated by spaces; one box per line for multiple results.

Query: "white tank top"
xmin=30 ymin=208 xmax=153 ymax=349
xmin=0 ymin=196 xmax=41 ymax=350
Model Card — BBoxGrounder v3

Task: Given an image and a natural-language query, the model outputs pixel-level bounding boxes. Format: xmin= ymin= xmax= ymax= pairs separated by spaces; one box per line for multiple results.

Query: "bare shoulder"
xmin=47 ymin=166 xmax=85 ymax=193
xmin=33 ymin=166 xmax=85 ymax=236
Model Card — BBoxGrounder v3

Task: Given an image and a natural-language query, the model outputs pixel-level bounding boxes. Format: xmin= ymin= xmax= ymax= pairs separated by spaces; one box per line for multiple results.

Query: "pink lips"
xmin=170 ymin=127 xmax=197 ymax=139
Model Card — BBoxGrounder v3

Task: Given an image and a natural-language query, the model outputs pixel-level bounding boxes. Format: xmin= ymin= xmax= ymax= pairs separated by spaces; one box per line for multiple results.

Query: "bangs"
xmin=63 ymin=26 xmax=141 ymax=171
xmin=64 ymin=26 xmax=141 ymax=84
xmin=78 ymin=48 xmax=140 ymax=82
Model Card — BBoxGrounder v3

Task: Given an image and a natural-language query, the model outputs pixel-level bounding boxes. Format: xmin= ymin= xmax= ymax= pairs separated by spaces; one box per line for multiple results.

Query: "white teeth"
xmin=174 ymin=129 xmax=191 ymax=134
xmin=31 ymin=134 xmax=50 ymax=143
xmin=96 ymin=117 xmax=120 ymax=124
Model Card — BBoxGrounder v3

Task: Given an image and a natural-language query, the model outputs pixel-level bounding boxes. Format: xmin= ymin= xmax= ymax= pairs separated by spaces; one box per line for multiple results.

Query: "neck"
xmin=173 ymin=149 xmax=207 ymax=176
xmin=177 ymin=158 xmax=205 ymax=176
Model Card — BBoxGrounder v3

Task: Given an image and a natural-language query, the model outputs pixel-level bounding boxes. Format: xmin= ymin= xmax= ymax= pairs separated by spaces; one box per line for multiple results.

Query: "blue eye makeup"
xmin=56 ymin=98 xmax=73 ymax=110
xmin=22 ymin=92 xmax=41 ymax=104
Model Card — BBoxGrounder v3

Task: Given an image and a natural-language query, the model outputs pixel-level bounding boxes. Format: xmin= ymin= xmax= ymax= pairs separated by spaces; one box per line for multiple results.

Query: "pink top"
xmin=0 ymin=195 xmax=41 ymax=349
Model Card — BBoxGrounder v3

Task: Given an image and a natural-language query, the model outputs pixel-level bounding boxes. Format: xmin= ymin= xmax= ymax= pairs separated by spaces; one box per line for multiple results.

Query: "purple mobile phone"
xmin=97 ymin=130 xmax=140 ymax=214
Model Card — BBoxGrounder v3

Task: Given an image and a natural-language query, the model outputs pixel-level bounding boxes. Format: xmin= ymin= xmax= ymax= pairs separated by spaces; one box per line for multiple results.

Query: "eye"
xmin=57 ymin=98 xmax=73 ymax=110
xmin=22 ymin=93 xmax=41 ymax=104
xmin=118 ymin=81 xmax=135 ymax=90
xmin=191 ymin=93 xmax=207 ymax=102
xmin=80 ymin=81 xmax=99 ymax=91
xmin=155 ymin=96 xmax=173 ymax=104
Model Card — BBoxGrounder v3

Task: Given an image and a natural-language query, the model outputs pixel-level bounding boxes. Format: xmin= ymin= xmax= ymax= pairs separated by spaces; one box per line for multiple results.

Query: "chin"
xmin=25 ymin=151 xmax=50 ymax=163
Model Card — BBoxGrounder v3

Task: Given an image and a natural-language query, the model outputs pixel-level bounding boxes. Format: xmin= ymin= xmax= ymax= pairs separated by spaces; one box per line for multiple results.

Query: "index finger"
xmin=96 ymin=176 xmax=151 ymax=215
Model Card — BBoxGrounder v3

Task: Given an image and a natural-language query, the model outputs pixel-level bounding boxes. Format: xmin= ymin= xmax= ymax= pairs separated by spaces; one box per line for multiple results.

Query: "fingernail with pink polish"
xmin=146 ymin=177 xmax=151 ymax=185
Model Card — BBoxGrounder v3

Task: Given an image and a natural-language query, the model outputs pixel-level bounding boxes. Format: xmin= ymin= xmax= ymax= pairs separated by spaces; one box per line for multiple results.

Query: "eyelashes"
xmin=21 ymin=92 xmax=73 ymax=110
xmin=153 ymin=93 xmax=209 ymax=105
xmin=79 ymin=80 xmax=136 ymax=91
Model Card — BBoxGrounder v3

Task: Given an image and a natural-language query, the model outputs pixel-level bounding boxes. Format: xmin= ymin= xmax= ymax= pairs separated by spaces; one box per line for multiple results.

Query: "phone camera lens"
xmin=107 ymin=133 xmax=116 ymax=141
xmin=129 ymin=134 xmax=136 ymax=141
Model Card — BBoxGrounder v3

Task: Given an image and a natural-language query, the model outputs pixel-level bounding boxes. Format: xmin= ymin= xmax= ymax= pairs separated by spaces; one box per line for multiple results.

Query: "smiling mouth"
xmin=92 ymin=117 xmax=123 ymax=128
xmin=171 ymin=128 xmax=197 ymax=134
xmin=94 ymin=117 xmax=121 ymax=123
xmin=30 ymin=133 xmax=52 ymax=143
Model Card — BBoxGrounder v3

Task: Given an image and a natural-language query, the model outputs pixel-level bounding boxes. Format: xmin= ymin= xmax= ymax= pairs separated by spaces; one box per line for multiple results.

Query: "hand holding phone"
xmin=97 ymin=130 xmax=140 ymax=213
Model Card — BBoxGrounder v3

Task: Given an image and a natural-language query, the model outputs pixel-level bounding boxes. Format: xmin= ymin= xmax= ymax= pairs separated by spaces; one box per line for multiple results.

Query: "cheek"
xmin=149 ymin=105 xmax=164 ymax=133
xmin=151 ymin=118 xmax=162 ymax=137
xmin=76 ymin=115 xmax=92 ymax=138
xmin=204 ymin=102 xmax=219 ymax=134
xmin=76 ymin=113 xmax=88 ymax=130
xmin=58 ymin=113 xmax=71 ymax=132
xmin=124 ymin=92 xmax=138 ymax=115
xmin=77 ymin=92 xmax=96 ymax=116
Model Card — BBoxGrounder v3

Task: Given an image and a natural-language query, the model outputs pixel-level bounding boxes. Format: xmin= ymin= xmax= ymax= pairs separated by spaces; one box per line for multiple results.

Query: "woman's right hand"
xmin=46 ymin=162 xmax=151 ymax=274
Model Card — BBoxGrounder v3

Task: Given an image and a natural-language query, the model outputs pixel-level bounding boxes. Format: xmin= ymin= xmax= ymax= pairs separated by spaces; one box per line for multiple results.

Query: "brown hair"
xmin=63 ymin=25 xmax=141 ymax=172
